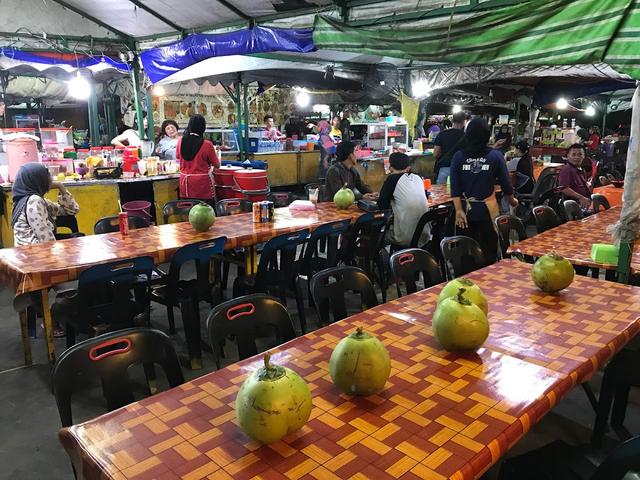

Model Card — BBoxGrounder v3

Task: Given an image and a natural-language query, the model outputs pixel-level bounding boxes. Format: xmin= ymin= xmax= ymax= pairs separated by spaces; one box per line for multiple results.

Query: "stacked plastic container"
xmin=232 ymin=168 xmax=269 ymax=202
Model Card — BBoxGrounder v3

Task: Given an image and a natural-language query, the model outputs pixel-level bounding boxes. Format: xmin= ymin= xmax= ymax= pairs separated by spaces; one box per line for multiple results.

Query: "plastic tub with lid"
xmin=7 ymin=138 xmax=39 ymax=182
xmin=232 ymin=168 xmax=268 ymax=191
xmin=77 ymin=149 xmax=90 ymax=162
xmin=213 ymin=165 xmax=241 ymax=186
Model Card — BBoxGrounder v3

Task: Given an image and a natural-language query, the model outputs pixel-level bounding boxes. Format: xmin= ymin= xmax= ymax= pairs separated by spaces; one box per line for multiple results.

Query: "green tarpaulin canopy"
xmin=313 ymin=0 xmax=640 ymax=80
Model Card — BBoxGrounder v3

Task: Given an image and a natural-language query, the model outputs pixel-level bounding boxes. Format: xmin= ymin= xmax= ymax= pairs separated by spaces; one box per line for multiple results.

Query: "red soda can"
xmin=119 ymin=211 xmax=129 ymax=236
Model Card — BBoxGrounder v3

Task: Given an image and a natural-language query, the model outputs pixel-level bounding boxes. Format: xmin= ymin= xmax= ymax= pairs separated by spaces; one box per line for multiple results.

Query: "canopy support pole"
xmin=601 ymin=96 xmax=609 ymax=134
xmin=87 ymin=87 xmax=100 ymax=146
xmin=233 ymin=82 xmax=244 ymax=162
xmin=242 ymin=79 xmax=250 ymax=157
xmin=130 ymin=59 xmax=146 ymax=140
xmin=145 ymin=90 xmax=155 ymax=148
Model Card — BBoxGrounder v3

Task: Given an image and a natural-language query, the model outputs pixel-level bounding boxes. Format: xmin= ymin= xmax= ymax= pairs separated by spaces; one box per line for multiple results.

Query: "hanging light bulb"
xmin=556 ymin=97 xmax=569 ymax=109
xmin=412 ymin=79 xmax=431 ymax=98
xmin=296 ymin=90 xmax=311 ymax=108
xmin=585 ymin=105 xmax=596 ymax=116
xmin=152 ymin=85 xmax=166 ymax=97
xmin=452 ymin=104 xmax=462 ymax=114
xmin=67 ymin=73 xmax=91 ymax=100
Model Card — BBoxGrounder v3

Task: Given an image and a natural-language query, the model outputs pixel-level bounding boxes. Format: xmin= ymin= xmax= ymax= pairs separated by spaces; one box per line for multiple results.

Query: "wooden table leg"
xmin=245 ymin=246 xmax=258 ymax=275
xmin=40 ymin=289 xmax=55 ymax=364
xmin=18 ymin=310 xmax=32 ymax=366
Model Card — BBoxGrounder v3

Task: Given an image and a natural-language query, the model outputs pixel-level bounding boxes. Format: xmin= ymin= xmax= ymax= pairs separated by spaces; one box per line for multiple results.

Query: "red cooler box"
xmin=213 ymin=165 xmax=241 ymax=187
xmin=233 ymin=169 xmax=268 ymax=191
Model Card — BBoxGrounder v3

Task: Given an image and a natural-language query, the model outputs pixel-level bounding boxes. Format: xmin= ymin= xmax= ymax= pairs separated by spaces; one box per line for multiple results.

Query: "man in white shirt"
xmin=377 ymin=152 xmax=430 ymax=247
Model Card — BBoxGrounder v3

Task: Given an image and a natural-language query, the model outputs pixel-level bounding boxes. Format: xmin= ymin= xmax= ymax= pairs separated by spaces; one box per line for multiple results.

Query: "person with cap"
xmin=377 ymin=152 xmax=430 ymax=247
xmin=507 ymin=139 xmax=535 ymax=194
xmin=12 ymin=163 xmax=80 ymax=337
xmin=450 ymin=118 xmax=518 ymax=264
xmin=324 ymin=141 xmax=378 ymax=201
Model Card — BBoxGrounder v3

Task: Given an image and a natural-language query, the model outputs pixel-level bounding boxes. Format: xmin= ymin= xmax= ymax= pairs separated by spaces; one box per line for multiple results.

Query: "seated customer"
xmin=559 ymin=143 xmax=592 ymax=209
xmin=325 ymin=141 xmax=378 ymax=201
xmin=377 ymin=153 xmax=430 ymax=247
xmin=506 ymin=140 xmax=534 ymax=194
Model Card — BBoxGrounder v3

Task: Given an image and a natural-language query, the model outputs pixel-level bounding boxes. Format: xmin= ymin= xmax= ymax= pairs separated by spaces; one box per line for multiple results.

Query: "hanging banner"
xmin=140 ymin=26 xmax=315 ymax=84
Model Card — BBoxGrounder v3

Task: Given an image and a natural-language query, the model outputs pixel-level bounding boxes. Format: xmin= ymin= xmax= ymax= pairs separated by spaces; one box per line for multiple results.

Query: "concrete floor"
xmin=0 ymin=277 xmax=638 ymax=480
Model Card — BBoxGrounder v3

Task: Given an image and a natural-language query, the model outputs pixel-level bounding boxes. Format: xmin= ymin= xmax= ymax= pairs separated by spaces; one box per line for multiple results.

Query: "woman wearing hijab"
xmin=12 ymin=163 xmax=80 ymax=246
xmin=177 ymin=114 xmax=220 ymax=201
xmin=450 ymin=118 xmax=518 ymax=264
xmin=12 ymin=163 xmax=80 ymax=337
xmin=317 ymin=119 xmax=336 ymax=179
xmin=154 ymin=119 xmax=179 ymax=160
xmin=507 ymin=139 xmax=535 ymax=194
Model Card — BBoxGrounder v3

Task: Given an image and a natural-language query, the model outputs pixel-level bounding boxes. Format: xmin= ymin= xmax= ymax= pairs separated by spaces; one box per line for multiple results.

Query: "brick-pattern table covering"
xmin=59 ymin=260 xmax=640 ymax=480
xmin=0 ymin=204 xmax=362 ymax=296
xmin=507 ymin=207 xmax=640 ymax=273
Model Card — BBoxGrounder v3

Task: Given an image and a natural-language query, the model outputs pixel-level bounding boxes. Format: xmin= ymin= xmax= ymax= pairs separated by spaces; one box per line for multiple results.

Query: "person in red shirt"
xmin=588 ymin=126 xmax=601 ymax=151
xmin=177 ymin=114 xmax=220 ymax=201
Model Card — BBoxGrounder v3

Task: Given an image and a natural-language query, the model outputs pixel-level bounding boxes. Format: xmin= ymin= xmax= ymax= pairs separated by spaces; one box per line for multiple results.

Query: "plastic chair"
xmin=309 ymin=266 xmax=378 ymax=325
xmin=592 ymin=348 xmax=640 ymax=446
xmin=304 ymin=182 xmax=325 ymax=202
xmin=295 ymin=219 xmax=352 ymax=332
xmin=404 ymin=205 xmax=454 ymax=273
xmin=162 ymin=199 xmax=201 ymax=224
xmin=440 ymin=235 xmax=485 ymax=279
xmin=215 ymin=198 xmax=253 ymax=216
xmin=233 ymin=229 xmax=309 ymax=331
xmin=94 ymin=215 xmax=150 ymax=234
xmin=53 ymin=328 xmax=184 ymax=427
xmin=563 ymin=199 xmax=584 ymax=221
xmin=206 ymin=294 xmax=296 ymax=369
xmin=340 ymin=210 xmax=393 ymax=301
xmin=52 ymin=256 xmax=155 ymax=348
xmin=498 ymin=435 xmax=640 ymax=480
xmin=591 ymin=194 xmax=611 ymax=212
xmin=268 ymin=191 xmax=294 ymax=207
xmin=55 ymin=215 xmax=85 ymax=240
xmin=150 ymin=236 xmax=227 ymax=369
xmin=532 ymin=205 xmax=561 ymax=234
xmin=516 ymin=168 xmax=559 ymax=222
xmin=389 ymin=248 xmax=443 ymax=298
xmin=494 ymin=214 xmax=527 ymax=259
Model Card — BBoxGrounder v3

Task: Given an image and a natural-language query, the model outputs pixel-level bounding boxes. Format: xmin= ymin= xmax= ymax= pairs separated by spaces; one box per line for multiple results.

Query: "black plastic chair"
xmin=309 ymin=266 xmax=378 ymax=325
xmin=533 ymin=205 xmax=562 ymax=234
xmin=215 ymin=198 xmax=253 ymax=216
xmin=498 ymin=435 xmax=640 ymax=480
xmin=389 ymin=248 xmax=443 ymax=298
xmin=440 ymin=235 xmax=485 ymax=280
xmin=150 ymin=236 xmax=227 ymax=369
xmin=340 ymin=210 xmax=393 ymax=301
xmin=516 ymin=168 xmax=560 ymax=222
xmin=53 ymin=328 xmax=184 ymax=427
xmin=52 ymin=256 xmax=154 ymax=348
xmin=563 ymin=199 xmax=584 ymax=221
xmin=294 ymin=219 xmax=352 ymax=332
xmin=55 ymin=215 xmax=85 ymax=240
xmin=162 ymin=199 xmax=201 ymax=224
xmin=94 ymin=215 xmax=150 ymax=234
xmin=494 ymin=214 xmax=528 ymax=259
xmin=591 ymin=194 xmax=611 ymax=212
xmin=592 ymin=348 xmax=640 ymax=446
xmin=304 ymin=182 xmax=325 ymax=202
xmin=268 ymin=191 xmax=294 ymax=207
xmin=206 ymin=294 xmax=296 ymax=369
xmin=234 ymin=229 xmax=309 ymax=331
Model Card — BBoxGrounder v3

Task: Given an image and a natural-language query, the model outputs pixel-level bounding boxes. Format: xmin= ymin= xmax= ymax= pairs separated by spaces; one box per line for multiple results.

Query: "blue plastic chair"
xmin=53 ymin=256 xmax=155 ymax=348
xmin=150 ymin=236 xmax=227 ymax=369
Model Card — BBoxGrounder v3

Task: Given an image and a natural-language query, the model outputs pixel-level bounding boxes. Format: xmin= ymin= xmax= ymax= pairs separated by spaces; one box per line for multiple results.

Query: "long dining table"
xmin=507 ymin=206 xmax=640 ymax=274
xmin=0 ymin=203 xmax=365 ymax=366
xmin=59 ymin=259 xmax=640 ymax=480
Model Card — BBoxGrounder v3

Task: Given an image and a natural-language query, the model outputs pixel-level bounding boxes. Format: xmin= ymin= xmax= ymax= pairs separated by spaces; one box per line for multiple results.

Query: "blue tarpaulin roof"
xmin=140 ymin=26 xmax=315 ymax=84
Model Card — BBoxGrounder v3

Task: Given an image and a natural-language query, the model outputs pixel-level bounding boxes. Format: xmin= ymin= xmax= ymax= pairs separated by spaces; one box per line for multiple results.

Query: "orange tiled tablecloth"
xmin=59 ymin=260 xmax=640 ymax=480
xmin=427 ymin=185 xmax=501 ymax=208
xmin=0 ymin=204 xmax=362 ymax=297
xmin=507 ymin=207 xmax=640 ymax=273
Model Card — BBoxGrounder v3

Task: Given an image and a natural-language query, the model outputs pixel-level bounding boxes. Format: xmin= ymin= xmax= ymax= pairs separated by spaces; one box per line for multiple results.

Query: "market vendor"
xmin=263 ymin=115 xmax=286 ymax=141
xmin=177 ymin=114 xmax=220 ymax=202
xmin=325 ymin=141 xmax=378 ymax=201
xmin=111 ymin=113 xmax=147 ymax=147
xmin=450 ymin=118 xmax=517 ymax=264
xmin=558 ymin=143 xmax=592 ymax=209
xmin=155 ymin=119 xmax=179 ymax=160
